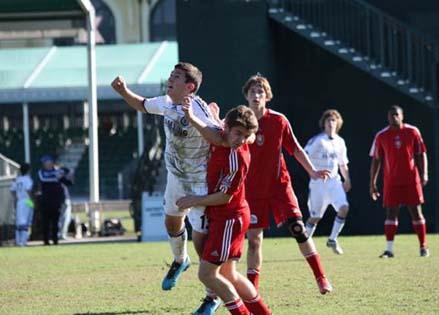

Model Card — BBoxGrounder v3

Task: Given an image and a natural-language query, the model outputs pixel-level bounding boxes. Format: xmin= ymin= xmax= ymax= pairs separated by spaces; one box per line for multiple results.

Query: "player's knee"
xmin=221 ymin=268 xmax=239 ymax=285
xmin=307 ymin=217 xmax=320 ymax=225
xmin=338 ymin=205 xmax=349 ymax=218
xmin=247 ymin=236 xmax=262 ymax=253
xmin=198 ymin=267 xmax=218 ymax=288
xmin=287 ymin=218 xmax=309 ymax=243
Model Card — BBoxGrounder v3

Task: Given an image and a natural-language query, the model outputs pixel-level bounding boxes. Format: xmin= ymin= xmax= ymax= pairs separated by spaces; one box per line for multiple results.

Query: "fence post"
xmin=379 ymin=15 xmax=385 ymax=67
xmin=407 ymin=31 xmax=412 ymax=81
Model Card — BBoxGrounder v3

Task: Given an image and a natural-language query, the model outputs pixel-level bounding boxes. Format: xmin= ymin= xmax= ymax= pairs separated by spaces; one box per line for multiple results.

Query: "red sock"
xmin=384 ymin=220 xmax=398 ymax=241
xmin=247 ymin=268 xmax=260 ymax=290
xmin=244 ymin=294 xmax=271 ymax=315
xmin=225 ymin=299 xmax=250 ymax=315
xmin=412 ymin=219 xmax=427 ymax=248
xmin=305 ymin=252 xmax=325 ymax=280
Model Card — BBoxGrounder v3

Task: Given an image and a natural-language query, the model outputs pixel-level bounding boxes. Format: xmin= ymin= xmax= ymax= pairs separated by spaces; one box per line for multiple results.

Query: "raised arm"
xmin=182 ymin=97 xmax=226 ymax=146
xmin=111 ymin=76 xmax=146 ymax=113
xmin=369 ymin=157 xmax=381 ymax=200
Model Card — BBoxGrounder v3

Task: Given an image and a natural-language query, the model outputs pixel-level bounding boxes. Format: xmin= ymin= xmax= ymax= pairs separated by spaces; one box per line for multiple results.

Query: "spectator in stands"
xmin=38 ymin=155 xmax=72 ymax=245
xmin=58 ymin=166 xmax=74 ymax=240
xmin=10 ymin=163 xmax=34 ymax=247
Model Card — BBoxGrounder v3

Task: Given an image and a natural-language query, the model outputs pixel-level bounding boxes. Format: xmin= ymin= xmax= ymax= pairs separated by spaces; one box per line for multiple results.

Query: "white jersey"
xmin=305 ymin=132 xmax=349 ymax=181
xmin=10 ymin=175 xmax=33 ymax=201
xmin=144 ymin=95 xmax=218 ymax=184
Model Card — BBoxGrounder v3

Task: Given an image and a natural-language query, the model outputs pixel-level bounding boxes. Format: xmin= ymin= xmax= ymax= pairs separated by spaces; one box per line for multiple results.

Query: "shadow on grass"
xmin=74 ymin=311 xmax=151 ymax=315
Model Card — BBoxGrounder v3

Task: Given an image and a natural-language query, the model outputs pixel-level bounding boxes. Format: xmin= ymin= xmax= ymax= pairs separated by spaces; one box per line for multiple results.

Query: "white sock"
xmin=386 ymin=241 xmax=394 ymax=253
xmin=305 ymin=222 xmax=317 ymax=238
xmin=329 ymin=216 xmax=346 ymax=241
xmin=168 ymin=228 xmax=188 ymax=263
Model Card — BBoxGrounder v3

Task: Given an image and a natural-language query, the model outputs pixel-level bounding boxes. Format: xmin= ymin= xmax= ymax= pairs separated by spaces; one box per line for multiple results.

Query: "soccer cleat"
xmin=162 ymin=257 xmax=191 ymax=291
xmin=379 ymin=250 xmax=394 ymax=258
xmin=326 ymin=239 xmax=344 ymax=255
xmin=420 ymin=247 xmax=430 ymax=257
xmin=316 ymin=276 xmax=333 ymax=295
xmin=192 ymin=296 xmax=222 ymax=315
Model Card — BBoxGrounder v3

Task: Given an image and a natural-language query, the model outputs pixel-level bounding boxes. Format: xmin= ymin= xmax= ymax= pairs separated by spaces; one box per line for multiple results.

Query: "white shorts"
xmin=307 ymin=178 xmax=349 ymax=219
xmin=164 ymin=172 xmax=208 ymax=233
xmin=15 ymin=200 xmax=33 ymax=227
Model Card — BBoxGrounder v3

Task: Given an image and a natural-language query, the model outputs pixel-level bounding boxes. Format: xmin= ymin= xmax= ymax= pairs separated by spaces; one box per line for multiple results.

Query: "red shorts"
xmin=202 ymin=211 xmax=250 ymax=265
xmin=248 ymin=180 xmax=302 ymax=229
xmin=383 ymin=183 xmax=424 ymax=208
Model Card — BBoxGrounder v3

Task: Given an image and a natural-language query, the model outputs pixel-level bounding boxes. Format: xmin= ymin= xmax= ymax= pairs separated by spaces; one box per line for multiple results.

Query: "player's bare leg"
xmin=192 ymin=230 xmax=207 ymax=257
xmin=327 ymin=205 xmax=349 ymax=255
xmin=287 ymin=218 xmax=332 ymax=294
xmin=407 ymin=205 xmax=429 ymax=257
xmin=221 ymin=260 xmax=271 ymax=314
xmin=199 ymin=260 xmax=251 ymax=315
xmin=380 ymin=207 xmax=399 ymax=258
xmin=192 ymin=230 xmax=221 ymax=314
xmin=305 ymin=217 xmax=320 ymax=238
xmin=162 ymin=214 xmax=190 ymax=290
xmin=246 ymin=228 xmax=263 ymax=290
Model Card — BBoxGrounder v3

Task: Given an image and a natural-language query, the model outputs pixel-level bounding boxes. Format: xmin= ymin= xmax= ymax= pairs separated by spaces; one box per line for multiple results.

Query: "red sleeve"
xmin=373 ymin=137 xmax=384 ymax=159
xmin=413 ymin=128 xmax=427 ymax=154
xmin=218 ymin=149 xmax=246 ymax=195
xmin=369 ymin=133 xmax=383 ymax=159
xmin=281 ymin=116 xmax=300 ymax=156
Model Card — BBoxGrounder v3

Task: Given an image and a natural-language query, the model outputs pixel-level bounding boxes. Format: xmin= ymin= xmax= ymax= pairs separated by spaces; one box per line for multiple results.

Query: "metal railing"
xmin=269 ymin=0 xmax=439 ymax=103
xmin=0 ymin=154 xmax=19 ymax=245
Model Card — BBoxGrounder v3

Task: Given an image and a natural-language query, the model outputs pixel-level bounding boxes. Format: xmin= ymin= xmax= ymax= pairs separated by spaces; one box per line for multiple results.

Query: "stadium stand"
xmin=0 ymin=42 xmax=177 ymax=200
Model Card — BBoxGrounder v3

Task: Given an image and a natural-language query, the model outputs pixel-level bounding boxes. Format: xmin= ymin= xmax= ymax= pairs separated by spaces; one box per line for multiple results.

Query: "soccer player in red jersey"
xmin=369 ymin=105 xmax=429 ymax=258
xmin=242 ymin=74 xmax=332 ymax=294
xmin=177 ymin=104 xmax=271 ymax=315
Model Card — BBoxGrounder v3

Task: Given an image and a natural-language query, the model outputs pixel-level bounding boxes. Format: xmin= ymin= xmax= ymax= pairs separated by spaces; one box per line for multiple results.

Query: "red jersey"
xmin=206 ymin=143 xmax=251 ymax=219
xmin=369 ymin=123 xmax=426 ymax=187
xmin=246 ymin=109 xmax=300 ymax=199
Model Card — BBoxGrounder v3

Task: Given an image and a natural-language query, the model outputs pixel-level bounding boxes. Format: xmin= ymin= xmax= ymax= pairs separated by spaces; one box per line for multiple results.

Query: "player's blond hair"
xmin=225 ymin=105 xmax=259 ymax=133
xmin=174 ymin=62 xmax=202 ymax=93
xmin=319 ymin=109 xmax=344 ymax=133
xmin=242 ymin=74 xmax=273 ymax=101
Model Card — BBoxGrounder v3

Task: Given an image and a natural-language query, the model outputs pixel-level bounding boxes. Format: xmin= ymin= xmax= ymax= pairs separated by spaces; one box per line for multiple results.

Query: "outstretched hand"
xmin=176 ymin=195 xmax=199 ymax=211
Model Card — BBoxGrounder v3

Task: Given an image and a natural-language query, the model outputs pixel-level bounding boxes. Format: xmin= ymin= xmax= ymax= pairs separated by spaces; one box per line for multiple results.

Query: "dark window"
xmin=53 ymin=0 xmax=115 ymax=46
xmin=150 ymin=0 xmax=176 ymax=42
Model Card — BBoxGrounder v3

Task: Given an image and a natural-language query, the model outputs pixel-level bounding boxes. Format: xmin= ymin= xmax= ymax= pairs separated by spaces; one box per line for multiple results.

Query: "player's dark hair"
xmin=242 ymin=74 xmax=273 ymax=101
xmin=319 ymin=109 xmax=344 ymax=133
xmin=388 ymin=105 xmax=403 ymax=114
xmin=225 ymin=105 xmax=258 ymax=133
xmin=174 ymin=62 xmax=202 ymax=94
xmin=20 ymin=163 xmax=31 ymax=175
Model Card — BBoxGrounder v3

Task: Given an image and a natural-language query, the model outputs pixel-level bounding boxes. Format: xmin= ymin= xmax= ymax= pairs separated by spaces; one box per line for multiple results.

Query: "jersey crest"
xmin=394 ymin=135 xmax=402 ymax=149
xmin=256 ymin=133 xmax=264 ymax=146
xmin=180 ymin=116 xmax=189 ymax=127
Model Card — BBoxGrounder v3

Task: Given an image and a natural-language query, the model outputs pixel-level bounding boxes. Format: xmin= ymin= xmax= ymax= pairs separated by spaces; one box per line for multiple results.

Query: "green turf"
xmin=0 ymin=235 xmax=438 ymax=314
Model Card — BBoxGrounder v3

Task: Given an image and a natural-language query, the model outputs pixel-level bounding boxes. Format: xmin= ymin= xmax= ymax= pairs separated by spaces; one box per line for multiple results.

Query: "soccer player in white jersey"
xmin=112 ymin=63 xmax=221 ymax=307
xmin=304 ymin=109 xmax=351 ymax=254
xmin=10 ymin=163 xmax=34 ymax=247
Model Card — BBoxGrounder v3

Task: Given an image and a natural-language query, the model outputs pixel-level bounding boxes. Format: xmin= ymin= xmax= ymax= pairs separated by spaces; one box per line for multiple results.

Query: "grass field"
xmin=1 ymin=235 xmax=438 ymax=315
